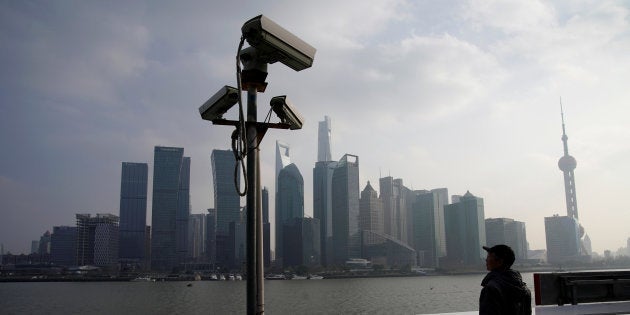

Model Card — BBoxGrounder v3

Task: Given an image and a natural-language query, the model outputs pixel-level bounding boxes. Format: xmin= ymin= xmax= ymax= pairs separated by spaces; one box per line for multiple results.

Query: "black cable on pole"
xmin=233 ymin=36 xmax=247 ymax=197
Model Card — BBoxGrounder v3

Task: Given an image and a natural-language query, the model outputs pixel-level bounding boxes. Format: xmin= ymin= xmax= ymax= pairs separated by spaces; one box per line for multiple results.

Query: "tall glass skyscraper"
xmin=151 ymin=146 xmax=190 ymax=272
xmin=276 ymin=163 xmax=304 ymax=263
xmin=262 ymin=187 xmax=271 ymax=268
xmin=411 ymin=188 xmax=448 ymax=267
xmin=332 ymin=154 xmax=360 ymax=265
xmin=443 ymin=191 xmax=486 ymax=267
xmin=313 ymin=160 xmax=337 ymax=266
xmin=177 ymin=157 xmax=190 ymax=263
xmin=545 ymin=215 xmax=580 ymax=264
xmin=317 ymin=116 xmax=332 ymax=162
xmin=485 ymin=217 xmax=528 ymax=261
xmin=211 ymin=149 xmax=240 ymax=269
xmin=119 ymin=162 xmax=148 ymax=265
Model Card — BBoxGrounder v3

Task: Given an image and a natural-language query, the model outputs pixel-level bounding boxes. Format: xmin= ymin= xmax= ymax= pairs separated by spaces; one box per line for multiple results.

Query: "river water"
xmin=0 ymin=273 xmax=534 ymax=314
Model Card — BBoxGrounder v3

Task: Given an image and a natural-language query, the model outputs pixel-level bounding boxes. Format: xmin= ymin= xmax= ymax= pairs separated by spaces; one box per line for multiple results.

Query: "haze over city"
xmin=1 ymin=0 xmax=629 ymax=256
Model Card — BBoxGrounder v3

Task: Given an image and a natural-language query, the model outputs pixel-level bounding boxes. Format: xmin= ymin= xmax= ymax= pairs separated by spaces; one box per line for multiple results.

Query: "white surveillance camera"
xmin=199 ymin=86 xmax=239 ymax=121
xmin=241 ymin=15 xmax=316 ymax=72
xmin=270 ymin=96 xmax=304 ymax=130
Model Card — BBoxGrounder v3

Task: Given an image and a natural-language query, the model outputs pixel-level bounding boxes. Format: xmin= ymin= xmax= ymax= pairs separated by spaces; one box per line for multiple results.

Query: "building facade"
xmin=313 ymin=160 xmax=338 ymax=266
xmin=332 ymin=154 xmax=360 ymax=265
xmin=545 ymin=215 xmax=580 ymax=264
xmin=485 ymin=218 xmax=528 ymax=261
xmin=282 ymin=217 xmax=321 ymax=268
xmin=262 ymin=187 xmax=271 ymax=268
xmin=51 ymin=226 xmax=77 ymax=267
xmin=443 ymin=191 xmax=486 ymax=267
xmin=151 ymin=146 xmax=190 ymax=272
xmin=211 ymin=149 xmax=241 ymax=269
xmin=411 ymin=188 xmax=448 ymax=267
xmin=275 ymin=163 xmax=304 ymax=263
xmin=118 ymin=162 xmax=148 ymax=266
xmin=359 ymin=181 xmax=384 ymax=234
xmin=317 ymin=116 xmax=332 ymax=162
xmin=76 ymin=213 xmax=119 ymax=267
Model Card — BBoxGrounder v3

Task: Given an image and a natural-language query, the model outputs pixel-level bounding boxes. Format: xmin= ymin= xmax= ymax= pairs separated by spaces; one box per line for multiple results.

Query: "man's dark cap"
xmin=483 ymin=244 xmax=515 ymax=268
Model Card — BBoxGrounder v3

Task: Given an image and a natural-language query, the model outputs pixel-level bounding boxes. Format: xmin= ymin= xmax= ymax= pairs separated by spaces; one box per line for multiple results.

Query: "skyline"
xmin=2 ymin=1 xmax=630 ymax=255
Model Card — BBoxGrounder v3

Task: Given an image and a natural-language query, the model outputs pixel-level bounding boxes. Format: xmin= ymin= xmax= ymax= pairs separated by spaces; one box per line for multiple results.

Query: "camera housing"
xmin=199 ymin=85 xmax=239 ymax=121
xmin=270 ymin=95 xmax=304 ymax=130
xmin=241 ymin=15 xmax=316 ymax=71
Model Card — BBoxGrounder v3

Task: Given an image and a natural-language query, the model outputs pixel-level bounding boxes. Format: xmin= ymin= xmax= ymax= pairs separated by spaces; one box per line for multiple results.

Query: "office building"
xmin=313 ymin=160 xmax=338 ymax=266
xmin=176 ymin=157 xmax=191 ymax=263
xmin=485 ymin=218 xmax=528 ymax=261
xmin=411 ymin=188 xmax=448 ymax=267
xmin=276 ymin=163 xmax=304 ymax=263
xmin=31 ymin=240 xmax=39 ymax=254
xmin=443 ymin=191 xmax=486 ymax=267
xmin=545 ymin=215 xmax=580 ymax=264
xmin=262 ymin=187 xmax=271 ymax=268
xmin=76 ymin=213 xmax=119 ymax=267
xmin=317 ymin=116 xmax=332 ymax=162
xmin=51 ymin=226 xmax=77 ymax=267
xmin=151 ymin=146 xmax=190 ymax=272
xmin=379 ymin=177 xmax=409 ymax=243
xmin=211 ymin=149 xmax=241 ymax=269
xmin=188 ymin=214 xmax=206 ymax=260
xmin=276 ymin=141 xmax=291 ymax=191
xmin=38 ymin=231 xmax=51 ymax=255
xmin=119 ymin=162 xmax=148 ymax=266
xmin=332 ymin=154 xmax=360 ymax=265
xmin=359 ymin=181 xmax=384 ymax=234
xmin=205 ymin=208 xmax=217 ymax=265
xmin=282 ymin=217 xmax=321 ymax=268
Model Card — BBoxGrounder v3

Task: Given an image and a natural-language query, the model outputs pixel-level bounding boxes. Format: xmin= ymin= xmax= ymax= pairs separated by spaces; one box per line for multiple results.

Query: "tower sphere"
xmin=558 ymin=155 xmax=577 ymax=171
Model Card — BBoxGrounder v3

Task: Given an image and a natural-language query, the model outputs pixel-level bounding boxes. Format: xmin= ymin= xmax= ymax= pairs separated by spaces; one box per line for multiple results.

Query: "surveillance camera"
xmin=270 ymin=95 xmax=304 ymax=130
xmin=199 ymin=86 xmax=239 ymax=121
xmin=241 ymin=15 xmax=316 ymax=72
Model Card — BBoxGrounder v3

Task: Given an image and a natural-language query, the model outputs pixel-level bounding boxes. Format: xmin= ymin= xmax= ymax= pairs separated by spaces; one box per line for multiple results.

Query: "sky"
xmin=1 ymin=0 xmax=629 ymax=255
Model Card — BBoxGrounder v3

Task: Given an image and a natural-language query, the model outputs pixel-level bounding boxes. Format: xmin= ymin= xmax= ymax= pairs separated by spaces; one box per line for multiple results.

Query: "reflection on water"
xmin=0 ymin=273 xmax=535 ymax=314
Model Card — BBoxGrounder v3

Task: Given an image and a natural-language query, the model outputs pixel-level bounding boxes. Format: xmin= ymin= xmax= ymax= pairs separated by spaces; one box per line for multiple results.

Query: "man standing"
xmin=480 ymin=244 xmax=532 ymax=315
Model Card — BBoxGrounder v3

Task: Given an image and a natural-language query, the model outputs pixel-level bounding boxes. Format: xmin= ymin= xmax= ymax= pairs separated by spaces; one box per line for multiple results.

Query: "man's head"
xmin=483 ymin=244 xmax=515 ymax=271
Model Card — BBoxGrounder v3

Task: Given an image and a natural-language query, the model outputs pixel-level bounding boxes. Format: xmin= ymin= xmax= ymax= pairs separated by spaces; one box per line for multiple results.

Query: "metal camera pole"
xmin=241 ymin=49 xmax=267 ymax=315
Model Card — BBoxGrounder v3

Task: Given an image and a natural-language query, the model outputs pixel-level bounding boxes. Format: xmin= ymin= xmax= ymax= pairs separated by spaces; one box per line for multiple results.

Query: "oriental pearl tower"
xmin=558 ymin=103 xmax=586 ymax=252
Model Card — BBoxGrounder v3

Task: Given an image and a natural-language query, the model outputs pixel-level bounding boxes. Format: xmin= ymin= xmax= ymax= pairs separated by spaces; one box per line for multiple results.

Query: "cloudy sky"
xmin=1 ymin=0 xmax=629 ymax=255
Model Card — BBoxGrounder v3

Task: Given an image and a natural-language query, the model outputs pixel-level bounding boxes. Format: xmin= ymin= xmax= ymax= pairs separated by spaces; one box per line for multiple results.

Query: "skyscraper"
xmin=119 ymin=162 xmax=148 ymax=266
xmin=76 ymin=213 xmax=119 ymax=267
xmin=151 ymin=146 xmax=190 ymax=272
xmin=411 ymin=188 xmax=448 ymax=267
xmin=485 ymin=218 xmax=528 ymax=261
xmin=545 ymin=215 xmax=580 ymax=264
xmin=379 ymin=177 xmax=409 ymax=243
xmin=443 ymin=191 xmax=486 ymax=267
xmin=313 ymin=160 xmax=338 ymax=266
xmin=211 ymin=149 xmax=241 ymax=269
xmin=188 ymin=213 xmax=206 ymax=260
xmin=262 ymin=187 xmax=271 ymax=268
xmin=205 ymin=208 xmax=217 ymax=265
xmin=332 ymin=154 xmax=360 ymax=265
xmin=317 ymin=116 xmax=332 ymax=162
xmin=276 ymin=141 xmax=291 ymax=191
xmin=177 ymin=157 xmax=191 ymax=263
xmin=282 ymin=217 xmax=321 ymax=268
xmin=359 ymin=181 xmax=384 ymax=234
xmin=276 ymin=163 xmax=304 ymax=263
xmin=51 ymin=226 xmax=77 ymax=267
